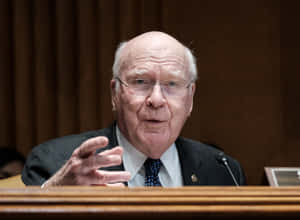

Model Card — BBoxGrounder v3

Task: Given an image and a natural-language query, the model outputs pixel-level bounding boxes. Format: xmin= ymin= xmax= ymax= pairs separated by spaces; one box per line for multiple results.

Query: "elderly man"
xmin=22 ymin=31 xmax=246 ymax=187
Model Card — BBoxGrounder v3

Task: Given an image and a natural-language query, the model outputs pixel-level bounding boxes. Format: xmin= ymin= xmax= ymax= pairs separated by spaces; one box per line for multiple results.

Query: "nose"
xmin=146 ymin=84 xmax=167 ymax=108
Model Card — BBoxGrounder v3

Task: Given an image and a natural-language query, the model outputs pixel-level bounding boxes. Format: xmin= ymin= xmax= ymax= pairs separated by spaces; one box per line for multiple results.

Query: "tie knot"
xmin=144 ymin=158 xmax=162 ymax=177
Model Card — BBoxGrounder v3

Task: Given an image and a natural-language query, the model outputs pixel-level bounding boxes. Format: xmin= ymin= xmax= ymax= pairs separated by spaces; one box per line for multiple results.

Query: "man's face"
xmin=111 ymin=35 xmax=195 ymax=158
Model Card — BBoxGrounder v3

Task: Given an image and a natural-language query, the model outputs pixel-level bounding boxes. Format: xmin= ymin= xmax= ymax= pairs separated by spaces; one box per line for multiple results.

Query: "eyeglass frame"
xmin=114 ymin=76 xmax=194 ymax=97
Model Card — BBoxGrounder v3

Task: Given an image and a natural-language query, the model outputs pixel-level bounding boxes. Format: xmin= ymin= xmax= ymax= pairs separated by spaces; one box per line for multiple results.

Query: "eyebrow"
xmin=126 ymin=69 xmax=149 ymax=76
xmin=126 ymin=68 xmax=187 ymax=81
xmin=169 ymin=70 xmax=183 ymax=77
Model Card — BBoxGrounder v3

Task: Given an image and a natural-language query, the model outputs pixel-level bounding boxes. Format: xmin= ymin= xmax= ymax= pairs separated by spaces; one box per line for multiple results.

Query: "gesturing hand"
xmin=42 ymin=136 xmax=131 ymax=187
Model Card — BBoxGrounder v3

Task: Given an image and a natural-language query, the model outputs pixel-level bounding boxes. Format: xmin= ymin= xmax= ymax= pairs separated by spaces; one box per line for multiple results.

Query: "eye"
xmin=128 ymin=78 xmax=151 ymax=87
xmin=135 ymin=79 xmax=147 ymax=85
xmin=166 ymin=81 xmax=179 ymax=87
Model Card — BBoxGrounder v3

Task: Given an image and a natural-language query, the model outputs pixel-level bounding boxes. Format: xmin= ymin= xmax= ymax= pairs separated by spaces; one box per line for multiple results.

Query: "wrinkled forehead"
xmin=119 ymin=34 xmax=189 ymax=79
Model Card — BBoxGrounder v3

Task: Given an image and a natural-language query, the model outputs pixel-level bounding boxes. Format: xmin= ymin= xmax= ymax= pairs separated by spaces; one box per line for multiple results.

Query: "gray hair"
xmin=112 ymin=41 xmax=198 ymax=82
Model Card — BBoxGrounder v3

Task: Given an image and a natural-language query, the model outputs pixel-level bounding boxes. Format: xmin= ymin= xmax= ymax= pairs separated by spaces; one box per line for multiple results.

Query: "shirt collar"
xmin=116 ymin=125 xmax=179 ymax=184
xmin=160 ymin=142 xmax=179 ymax=184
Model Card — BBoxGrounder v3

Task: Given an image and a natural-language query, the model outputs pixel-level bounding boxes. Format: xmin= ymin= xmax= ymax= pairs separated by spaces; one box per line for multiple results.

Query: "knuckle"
xmin=116 ymin=155 xmax=122 ymax=164
xmin=67 ymin=158 xmax=81 ymax=172
xmin=97 ymin=172 xmax=107 ymax=184
xmin=86 ymin=155 xmax=97 ymax=169
xmin=72 ymin=148 xmax=80 ymax=157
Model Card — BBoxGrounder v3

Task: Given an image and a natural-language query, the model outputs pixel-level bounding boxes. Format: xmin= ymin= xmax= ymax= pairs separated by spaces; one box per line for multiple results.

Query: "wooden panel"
xmin=0 ymin=0 xmax=14 ymax=147
xmin=1 ymin=187 xmax=300 ymax=219
xmin=33 ymin=0 xmax=57 ymax=143
xmin=140 ymin=0 xmax=162 ymax=32
xmin=97 ymin=0 xmax=118 ymax=128
xmin=281 ymin=1 xmax=300 ymax=139
xmin=0 ymin=175 xmax=24 ymax=188
xmin=118 ymin=0 xmax=141 ymax=40
xmin=77 ymin=0 xmax=100 ymax=132
xmin=267 ymin=1 xmax=300 ymax=169
xmin=13 ymin=0 xmax=35 ymax=155
xmin=56 ymin=0 xmax=79 ymax=136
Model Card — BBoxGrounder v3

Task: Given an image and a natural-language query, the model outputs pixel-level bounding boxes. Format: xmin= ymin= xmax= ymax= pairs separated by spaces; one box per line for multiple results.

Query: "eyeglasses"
xmin=115 ymin=76 xmax=193 ymax=97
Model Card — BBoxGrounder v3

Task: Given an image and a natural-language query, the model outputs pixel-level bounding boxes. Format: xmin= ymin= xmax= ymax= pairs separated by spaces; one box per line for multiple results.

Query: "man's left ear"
xmin=188 ymin=83 xmax=196 ymax=116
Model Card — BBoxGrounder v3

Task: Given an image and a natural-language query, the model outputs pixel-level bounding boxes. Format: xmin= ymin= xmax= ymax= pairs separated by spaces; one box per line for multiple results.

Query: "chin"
xmin=142 ymin=123 xmax=169 ymax=133
xmin=139 ymin=132 xmax=172 ymax=154
xmin=141 ymin=127 xmax=170 ymax=140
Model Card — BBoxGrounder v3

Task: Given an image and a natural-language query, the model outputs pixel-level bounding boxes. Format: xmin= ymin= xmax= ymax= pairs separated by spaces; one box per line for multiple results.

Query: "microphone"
xmin=216 ymin=152 xmax=239 ymax=186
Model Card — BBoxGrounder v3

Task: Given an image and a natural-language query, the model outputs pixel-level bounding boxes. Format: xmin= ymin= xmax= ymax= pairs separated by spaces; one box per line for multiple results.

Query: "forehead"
xmin=120 ymin=47 xmax=189 ymax=80
xmin=119 ymin=33 xmax=190 ymax=79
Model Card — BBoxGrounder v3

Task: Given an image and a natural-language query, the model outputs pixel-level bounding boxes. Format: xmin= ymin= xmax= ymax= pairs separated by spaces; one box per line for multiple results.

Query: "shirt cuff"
xmin=41 ymin=180 xmax=48 ymax=188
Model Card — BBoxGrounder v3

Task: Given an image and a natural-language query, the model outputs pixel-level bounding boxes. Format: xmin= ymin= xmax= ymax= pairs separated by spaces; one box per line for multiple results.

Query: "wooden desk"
xmin=1 ymin=187 xmax=300 ymax=219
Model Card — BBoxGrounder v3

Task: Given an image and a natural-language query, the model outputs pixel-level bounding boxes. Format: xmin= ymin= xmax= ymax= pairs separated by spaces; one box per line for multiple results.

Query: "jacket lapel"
xmin=176 ymin=138 xmax=206 ymax=186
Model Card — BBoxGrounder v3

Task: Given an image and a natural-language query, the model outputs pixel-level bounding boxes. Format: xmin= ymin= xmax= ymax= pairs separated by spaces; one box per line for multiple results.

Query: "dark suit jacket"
xmin=22 ymin=124 xmax=246 ymax=186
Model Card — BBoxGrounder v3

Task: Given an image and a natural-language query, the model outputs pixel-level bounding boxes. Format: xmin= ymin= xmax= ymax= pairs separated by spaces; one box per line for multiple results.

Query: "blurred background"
xmin=0 ymin=0 xmax=299 ymax=185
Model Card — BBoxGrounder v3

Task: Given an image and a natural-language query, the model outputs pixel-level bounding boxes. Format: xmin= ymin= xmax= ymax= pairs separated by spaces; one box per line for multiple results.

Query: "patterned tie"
xmin=144 ymin=158 xmax=162 ymax=186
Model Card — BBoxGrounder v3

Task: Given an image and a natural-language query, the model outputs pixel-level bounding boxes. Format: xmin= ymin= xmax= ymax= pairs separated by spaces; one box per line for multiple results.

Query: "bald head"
xmin=112 ymin=31 xmax=197 ymax=82
xmin=124 ymin=31 xmax=184 ymax=57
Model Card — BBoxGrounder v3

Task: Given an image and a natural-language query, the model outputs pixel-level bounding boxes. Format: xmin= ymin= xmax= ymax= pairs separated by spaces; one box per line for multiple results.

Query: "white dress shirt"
xmin=116 ymin=125 xmax=183 ymax=187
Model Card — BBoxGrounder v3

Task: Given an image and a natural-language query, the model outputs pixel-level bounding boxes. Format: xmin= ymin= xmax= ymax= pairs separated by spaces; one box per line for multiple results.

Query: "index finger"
xmin=74 ymin=136 xmax=109 ymax=158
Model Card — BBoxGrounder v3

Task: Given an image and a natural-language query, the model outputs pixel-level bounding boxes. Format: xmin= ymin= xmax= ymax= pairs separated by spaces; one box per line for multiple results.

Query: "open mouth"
xmin=147 ymin=119 xmax=161 ymax=123
xmin=143 ymin=119 xmax=167 ymax=130
xmin=145 ymin=119 xmax=167 ymax=124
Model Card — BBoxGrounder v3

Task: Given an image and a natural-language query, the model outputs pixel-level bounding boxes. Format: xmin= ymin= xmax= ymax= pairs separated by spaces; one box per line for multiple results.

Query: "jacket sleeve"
xmin=21 ymin=136 xmax=85 ymax=185
xmin=22 ymin=142 xmax=59 ymax=185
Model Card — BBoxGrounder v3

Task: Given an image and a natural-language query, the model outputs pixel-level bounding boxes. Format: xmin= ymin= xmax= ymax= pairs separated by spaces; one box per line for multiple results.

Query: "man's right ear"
xmin=112 ymin=100 xmax=116 ymax=111
xmin=110 ymin=79 xmax=117 ymax=94
xmin=110 ymin=80 xmax=117 ymax=111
